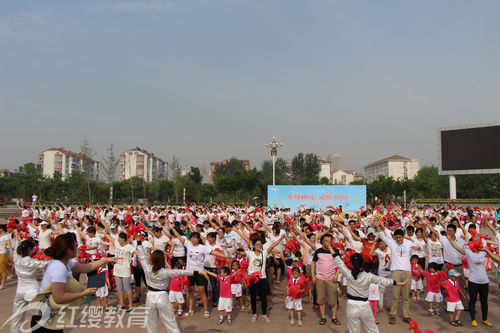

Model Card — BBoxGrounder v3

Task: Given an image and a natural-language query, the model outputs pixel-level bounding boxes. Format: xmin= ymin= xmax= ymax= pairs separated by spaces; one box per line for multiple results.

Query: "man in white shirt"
xmin=376 ymin=222 xmax=420 ymax=325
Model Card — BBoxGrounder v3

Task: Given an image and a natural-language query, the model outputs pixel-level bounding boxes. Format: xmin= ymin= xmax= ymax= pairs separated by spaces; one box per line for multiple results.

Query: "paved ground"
xmin=0 ymin=273 xmax=500 ymax=333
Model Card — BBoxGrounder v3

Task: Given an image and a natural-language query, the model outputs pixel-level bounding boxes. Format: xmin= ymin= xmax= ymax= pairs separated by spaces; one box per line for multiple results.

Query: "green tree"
xmin=188 ymin=167 xmax=203 ymax=185
xmin=168 ymin=155 xmax=182 ymax=202
xmin=213 ymin=158 xmax=245 ymax=182
xmin=102 ymin=144 xmax=119 ymax=183
xmin=261 ymin=158 xmax=291 ymax=184
xmin=291 ymin=153 xmax=320 ymax=184
xmin=291 ymin=153 xmax=305 ymax=184
xmin=320 ymin=177 xmax=330 ymax=185
xmin=304 ymin=153 xmax=321 ymax=180
xmin=16 ymin=163 xmax=43 ymax=199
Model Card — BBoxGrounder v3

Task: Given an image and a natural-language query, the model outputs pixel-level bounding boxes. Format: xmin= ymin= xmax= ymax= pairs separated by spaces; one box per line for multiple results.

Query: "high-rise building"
xmin=119 ymin=147 xmax=167 ymax=182
xmin=209 ymin=159 xmax=250 ymax=184
xmin=364 ymin=155 xmax=420 ymax=183
xmin=327 ymin=153 xmax=342 ymax=172
xmin=38 ymin=148 xmax=99 ymax=180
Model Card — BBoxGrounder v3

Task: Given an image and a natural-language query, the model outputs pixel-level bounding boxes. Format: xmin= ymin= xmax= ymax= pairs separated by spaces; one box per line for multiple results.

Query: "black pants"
xmin=205 ymin=267 xmax=219 ymax=303
xmin=417 ymin=257 xmax=426 ymax=270
xmin=469 ymin=281 xmax=488 ymax=321
xmin=171 ymin=256 xmax=186 ymax=268
xmin=31 ymin=315 xmax=64 ymax=333
xmin=249 ymin=278 xmax=268 ymax=315
xmin=132 ymin=265 xmax=145 ymax=287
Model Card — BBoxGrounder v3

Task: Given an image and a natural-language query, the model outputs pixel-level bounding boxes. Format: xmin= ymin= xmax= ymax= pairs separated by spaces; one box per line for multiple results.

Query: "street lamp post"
xmin=266 ymin=137 xmax=283 ymax=186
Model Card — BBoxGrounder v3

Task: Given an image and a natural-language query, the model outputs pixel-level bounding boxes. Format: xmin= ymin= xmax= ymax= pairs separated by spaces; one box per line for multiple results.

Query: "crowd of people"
xmin=1 ymin=201 xmax=500 ymax=333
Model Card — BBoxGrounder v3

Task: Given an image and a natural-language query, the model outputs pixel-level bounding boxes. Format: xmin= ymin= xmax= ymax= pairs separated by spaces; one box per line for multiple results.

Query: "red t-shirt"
xmin=442 ymin=279 xmax=461 ymax=302
xmin=422 ymin=271 xmax=441 ymax=293
xmin=217 ymin=275 xmax=233 ymax=298
xmin=231 ymin=270 xmax=241 ymax=284
xmin=170 ymin=276 xmax=183 ymax=292
xmin=361 ymin=239 xmax=378 ymax=263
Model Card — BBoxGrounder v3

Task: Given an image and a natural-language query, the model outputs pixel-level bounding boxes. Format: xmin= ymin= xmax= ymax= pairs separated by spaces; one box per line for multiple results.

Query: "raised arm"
xmin=72 ymin=256 xmax=118 ymax=274
xmin=165 ymin=222 xmax=185 ymax=245
xmin=267 ymin=233 xmax=285 ymax=253
xmin=481 ymin=246 xmax=500 ymax=265
xmin=234 ymin=228 xmax=250 ymax=246
xmin=447 ymin=235 xmax=466 ymax=256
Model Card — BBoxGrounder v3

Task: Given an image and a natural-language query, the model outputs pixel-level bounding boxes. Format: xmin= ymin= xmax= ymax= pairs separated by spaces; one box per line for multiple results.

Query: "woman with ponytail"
xmin=10 ymin=236 xmax=49 ymax=333
xmin=135 ymin=239 xmax=194 ymax=333
xmin=327 ymin=245 xmax=410 ymax=333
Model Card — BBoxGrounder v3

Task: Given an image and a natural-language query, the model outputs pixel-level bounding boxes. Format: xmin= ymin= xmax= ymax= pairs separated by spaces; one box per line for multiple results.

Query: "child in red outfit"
xmin=418 ymin=262 xmax=444 ymax=316
xmin=231 ymin=260 xmax=244 ymax=310
xmin=286 ymin=267 xmax=305 ymax=327
xmin=205 ymin=267 xmax=237 ymax=325
xmin=169 ymin=262 xmax=186 ymax=316
xmin=442 ymin=269 xmax=467 ymax=327
xmin=410 ymin=255 xmax=424 ymax=302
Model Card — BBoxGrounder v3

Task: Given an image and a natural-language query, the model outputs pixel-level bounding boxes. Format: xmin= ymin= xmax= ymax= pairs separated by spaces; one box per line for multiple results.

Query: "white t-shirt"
xmin=114 ymin=240 xmax=135 ymax=277
xmin=38 ymin=229 xmax=52 ymax=250
xmin=185 ymin=240 xmax=212 ymax=272
xmin=171 ymin=237 xmax=186 ymax=257
xmin=379 ymin=231 xmax=415 ymax=272
xmin=440 ymin=235 xmax=465 ymax=265
xmin=465 ymin=247 xmax=489 ymax=284
xmin=0 ymin=233 xmax=11 ymax=254
xmin=411 ymin=238 xmax=426 ymax=259
xmin=153 ymin=235 xmax=169 ymax=251
xmin=375 ymin=248 xmax=392 ymax=277
xmin=246 ymin=249 xmax=269 ymax=279
xmin=368 ymin=283 xmax=380 ymax=301
xmin=40 ymin=259 xmax=76 ymax=290
xmin=85 ymin=236 xmax=101 ymax=255
xmin=203 ymin=242 xmax=219 ymax=269
xmin=427 ymin=239 xmax=444 ymax=264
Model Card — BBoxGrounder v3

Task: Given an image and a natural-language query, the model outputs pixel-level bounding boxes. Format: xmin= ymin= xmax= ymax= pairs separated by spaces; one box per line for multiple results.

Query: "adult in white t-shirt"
xmin=113 ymin=233 xmax=137 ymax=310
xmin=168 ymin=225 xmax=225 ymax=318
xmin=426 ymin=233 xmax=444 ymax=270
xmin=448 ymin=238 xmax=491 ymax=326
xmin=375 ymin=240 xmax=392 ymax=311
xmin=235 ymin=230 xmax=285 ymax=322
xmin=38 ymin=222 xmax=52 ymax=250
xmin=35 ymin=233 xmax=115 ymax=331
xmin=376 ymin=223 xmax=419 ymax=324
xmin=0 ymin=226 xmax=13 ymax=289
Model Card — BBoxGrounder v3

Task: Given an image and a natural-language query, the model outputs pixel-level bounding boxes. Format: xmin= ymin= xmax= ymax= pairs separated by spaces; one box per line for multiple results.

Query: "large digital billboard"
xmin=267 ymin=185 xmax=366 ymax=212
xmin=439 ymin=122 xmax=500 ymax=175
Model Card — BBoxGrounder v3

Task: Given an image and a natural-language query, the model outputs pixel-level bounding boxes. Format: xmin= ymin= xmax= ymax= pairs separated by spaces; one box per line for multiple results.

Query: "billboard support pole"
xmin=449 ymin=175 xmax=457 ymax=200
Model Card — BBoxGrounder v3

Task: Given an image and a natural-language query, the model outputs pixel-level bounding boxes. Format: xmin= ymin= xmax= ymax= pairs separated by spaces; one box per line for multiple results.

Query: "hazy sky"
xmin=1 ymin=0 xmax=500 ymax=176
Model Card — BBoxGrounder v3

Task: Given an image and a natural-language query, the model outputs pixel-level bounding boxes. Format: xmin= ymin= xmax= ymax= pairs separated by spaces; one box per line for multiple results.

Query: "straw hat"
xmin=31 ymin=277 xmax=85 ymax=330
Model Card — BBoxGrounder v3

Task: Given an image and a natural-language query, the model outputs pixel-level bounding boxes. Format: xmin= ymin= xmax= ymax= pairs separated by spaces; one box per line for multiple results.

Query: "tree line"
xmin=1 ymin=158 xmax=498 ymax=205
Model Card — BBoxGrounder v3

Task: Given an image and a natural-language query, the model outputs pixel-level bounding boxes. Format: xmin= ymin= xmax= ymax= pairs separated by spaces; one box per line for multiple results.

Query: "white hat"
xmin=39 ymin=221 xmax=48 ymax=226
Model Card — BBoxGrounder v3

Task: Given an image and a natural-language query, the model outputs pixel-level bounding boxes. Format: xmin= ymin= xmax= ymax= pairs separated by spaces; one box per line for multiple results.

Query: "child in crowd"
xmin=410 ymin=255 xmax=424 ymax=302
xmin=205 ymin=267 xmax=235 ymax=325
xmin=230 ymin=260 xmax=244 ymax=310
xmin=286 ymin=267 xmax=304 ymax=327
xmin=368 ymin=268 xmax=380 ymax=324
xmin=419 ymin=262 xmax=443 ymax=316
xmin=442 ymin=269 xmax=467 ymax=327
xmin=96 ymin=249 xmax=111 ymax=311
xmin=169 ymin=262 xmax=187 ymax=317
